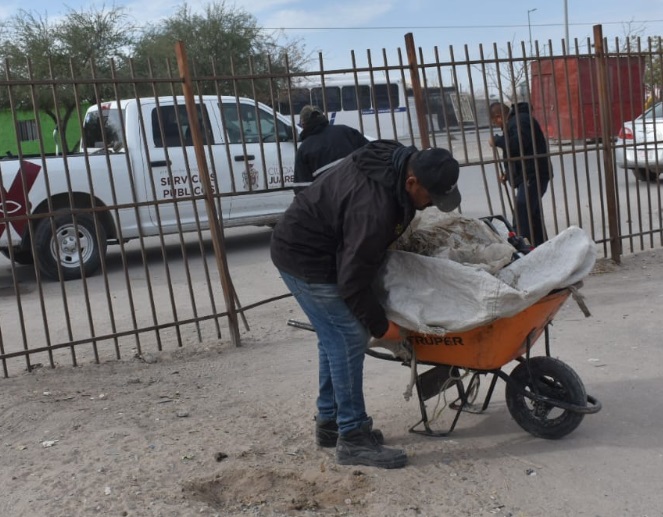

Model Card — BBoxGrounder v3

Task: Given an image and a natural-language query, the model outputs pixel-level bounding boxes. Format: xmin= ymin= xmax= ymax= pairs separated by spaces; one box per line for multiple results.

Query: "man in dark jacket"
xmin=489 ymin=102 xmax=551 ymax=246
xmin=271 ymin=141 xmax=461 ymax=469
xmin=293 ymin=105 xmax=369 ymax=194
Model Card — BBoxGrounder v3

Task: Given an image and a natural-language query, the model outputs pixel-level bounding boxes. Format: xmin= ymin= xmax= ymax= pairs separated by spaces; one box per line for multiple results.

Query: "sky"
xmin=2 ymin=0 xmax=662 ymax=72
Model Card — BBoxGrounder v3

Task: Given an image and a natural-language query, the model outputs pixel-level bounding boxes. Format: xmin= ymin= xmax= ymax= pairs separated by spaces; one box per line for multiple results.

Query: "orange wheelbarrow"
xmin=287 ymin=283 xmax=601 ymax=440
xmin=366 ymin=282 xmax=602 ymax=439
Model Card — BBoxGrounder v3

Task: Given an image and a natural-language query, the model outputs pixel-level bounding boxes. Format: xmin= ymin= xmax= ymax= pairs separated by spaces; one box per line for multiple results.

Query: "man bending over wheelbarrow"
xmin=270 ymin=141 xmax=461 ymax=469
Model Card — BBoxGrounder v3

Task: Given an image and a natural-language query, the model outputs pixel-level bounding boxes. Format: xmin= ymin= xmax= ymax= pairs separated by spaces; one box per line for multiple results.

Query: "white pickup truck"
xmin=0 ymin=95 xmax=298 ymax=280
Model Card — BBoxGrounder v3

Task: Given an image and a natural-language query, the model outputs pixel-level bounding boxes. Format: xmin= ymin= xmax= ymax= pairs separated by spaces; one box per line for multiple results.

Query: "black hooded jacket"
xmin=293 ymin=116 xmax=369 ymax=193
xmin=493 ymin=102 xmax=551 ymax=188
xmin=271 ymin=140 xmax=416 ymax=338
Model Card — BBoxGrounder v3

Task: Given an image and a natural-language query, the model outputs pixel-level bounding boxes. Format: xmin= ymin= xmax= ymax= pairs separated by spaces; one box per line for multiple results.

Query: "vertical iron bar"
xmin=585 ymin=38 xmax=610 ymax=256
xmin=397 ymin=48 xmax=416 ymax=146
xmin=478 ymin=43 xmax=505 ymax=217
xmin=463 ymin=43 xmax=494 ymax=216
xmin=175 ymin=41 xmax=241 ymax=347
xmin=2 ymin=59 xmax=37 ymax=372
xmin=404 ymin=33 xmax=430 ymax=150
xmin=166 ymin=58 xmax=203 ymax=344
xmin=593 ymin=25 xmax=622 ymax=263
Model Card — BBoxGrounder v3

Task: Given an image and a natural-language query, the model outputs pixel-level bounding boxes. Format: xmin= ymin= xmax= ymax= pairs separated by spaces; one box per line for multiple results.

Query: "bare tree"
xmin=475 ymin=40 xmax=529 ymax=105
xmin=131 ymin=2 xmax=310 ymax=103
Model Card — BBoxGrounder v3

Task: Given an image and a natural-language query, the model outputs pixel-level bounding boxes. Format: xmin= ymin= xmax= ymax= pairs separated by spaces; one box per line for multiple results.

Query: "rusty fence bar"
xmin=594 ymin=25 xmax=622 ymax=263
xmin=175 ymin=41 xmax=241 ymax=347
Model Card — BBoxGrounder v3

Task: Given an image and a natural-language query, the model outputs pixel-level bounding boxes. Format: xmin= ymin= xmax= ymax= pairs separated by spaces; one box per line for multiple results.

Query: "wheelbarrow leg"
xmin=450 ymin=371 xmax=500 ymax=414
xmin=480 ymin=373 xmax=500 ymax=412
xmin=409 ymin=364 xmax=467 ymax=437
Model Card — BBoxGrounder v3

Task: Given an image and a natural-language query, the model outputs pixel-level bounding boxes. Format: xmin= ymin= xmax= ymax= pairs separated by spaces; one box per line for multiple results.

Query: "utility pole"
xmin=564 ymin=0 xmax=570 ymax=52
xmin=528 ymin=8 xmax=538 ymax=56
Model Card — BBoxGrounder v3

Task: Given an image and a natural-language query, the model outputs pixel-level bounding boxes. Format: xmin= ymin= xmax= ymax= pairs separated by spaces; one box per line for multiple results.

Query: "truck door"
xmin=218 ymin=101 xmax=296 ymax=222
xmin=142 ymin=101 xmax=225 ymax=231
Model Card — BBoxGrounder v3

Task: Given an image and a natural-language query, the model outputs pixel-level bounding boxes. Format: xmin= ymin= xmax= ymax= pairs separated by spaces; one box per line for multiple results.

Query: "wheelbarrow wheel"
xmin=506 ymin=356 xmax=586 ymax=439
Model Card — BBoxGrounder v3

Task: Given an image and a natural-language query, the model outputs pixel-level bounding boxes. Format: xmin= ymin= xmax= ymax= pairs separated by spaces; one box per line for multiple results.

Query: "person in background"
xmin=489 ymin=101 xmax=552 ymax=246
xmin=271 ymin=141 xmax=461 ymax=469
xmin=293 ymin=105 xmax=369 ymax=194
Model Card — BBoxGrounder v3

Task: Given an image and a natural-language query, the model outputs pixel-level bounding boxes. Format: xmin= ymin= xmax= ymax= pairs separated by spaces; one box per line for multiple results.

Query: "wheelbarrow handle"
xmin=287 ymin=319 xmax=315 ymax=332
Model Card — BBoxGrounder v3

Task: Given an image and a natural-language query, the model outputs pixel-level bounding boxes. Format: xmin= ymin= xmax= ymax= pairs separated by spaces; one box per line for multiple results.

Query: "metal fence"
xmin=0 ymin=26 xmax=661 ymax=376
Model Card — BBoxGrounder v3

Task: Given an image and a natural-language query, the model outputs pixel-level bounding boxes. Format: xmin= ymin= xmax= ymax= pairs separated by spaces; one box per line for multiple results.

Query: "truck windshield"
xmin=82 ymin=107 xmax=125 ymax=152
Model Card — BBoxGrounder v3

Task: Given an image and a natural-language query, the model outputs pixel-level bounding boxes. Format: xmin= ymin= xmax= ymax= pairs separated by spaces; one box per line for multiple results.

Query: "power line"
xmin=262 ymin=20 xmax=663 ymax=31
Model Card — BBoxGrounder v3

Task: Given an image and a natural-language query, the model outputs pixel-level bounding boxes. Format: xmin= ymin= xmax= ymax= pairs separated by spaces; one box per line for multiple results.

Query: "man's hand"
xmin=488 ymin=135 xmax=496 ymax=148
xmin=499 ymin=173 xmax=507 ymax=184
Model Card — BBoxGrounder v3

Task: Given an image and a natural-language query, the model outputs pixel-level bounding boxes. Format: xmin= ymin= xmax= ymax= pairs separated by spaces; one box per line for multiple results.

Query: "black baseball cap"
xmin=409 ymin=148 xmax=461 ymax=212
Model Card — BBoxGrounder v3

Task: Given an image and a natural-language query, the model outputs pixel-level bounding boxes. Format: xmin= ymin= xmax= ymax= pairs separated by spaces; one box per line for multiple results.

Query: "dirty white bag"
xmin=392 ymin=211 xmax=516 ymax=274
xmin=375 ymin=212 xmax=596 ymax=335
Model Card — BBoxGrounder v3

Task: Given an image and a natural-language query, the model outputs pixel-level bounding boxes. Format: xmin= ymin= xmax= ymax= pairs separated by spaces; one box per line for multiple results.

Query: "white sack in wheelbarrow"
xmin=375 ymin=225 xmax=596 ymax=335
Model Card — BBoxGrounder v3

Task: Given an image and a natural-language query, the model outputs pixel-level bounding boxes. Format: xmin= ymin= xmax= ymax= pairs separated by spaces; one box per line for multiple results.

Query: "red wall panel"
xmin=530 ymin=56 xmax=645 ymax=141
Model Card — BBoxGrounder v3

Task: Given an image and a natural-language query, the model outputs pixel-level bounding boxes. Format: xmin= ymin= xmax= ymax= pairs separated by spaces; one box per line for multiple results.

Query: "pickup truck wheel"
xmin=0 ymin=248 xmax=34 ymax=265
xmin=34 ymin=212 xmax=107 ymax=281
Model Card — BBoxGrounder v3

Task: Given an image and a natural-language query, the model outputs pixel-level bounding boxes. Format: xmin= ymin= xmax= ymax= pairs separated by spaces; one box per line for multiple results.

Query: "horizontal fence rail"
xmin=0 ymin=29 xmax=661 ymax=376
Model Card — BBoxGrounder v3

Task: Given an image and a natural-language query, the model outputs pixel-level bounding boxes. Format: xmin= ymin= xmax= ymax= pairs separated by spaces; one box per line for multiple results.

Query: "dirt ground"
xmin=1 ymin=245 xmax=662 ymax=517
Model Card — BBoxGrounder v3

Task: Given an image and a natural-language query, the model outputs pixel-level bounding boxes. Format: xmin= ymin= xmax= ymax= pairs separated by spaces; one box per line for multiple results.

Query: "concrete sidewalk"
xmin=355 ymin=245 xmax=663 ymax=516
xmin=514 ymin=245 xmax=662 ymax=515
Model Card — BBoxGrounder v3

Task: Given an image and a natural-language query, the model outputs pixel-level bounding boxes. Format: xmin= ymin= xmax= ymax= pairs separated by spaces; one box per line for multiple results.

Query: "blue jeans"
xmin=514 ymin=177 xmax=549 ymax=247
xmin=279 ymin=270 xmax=371 ymax=435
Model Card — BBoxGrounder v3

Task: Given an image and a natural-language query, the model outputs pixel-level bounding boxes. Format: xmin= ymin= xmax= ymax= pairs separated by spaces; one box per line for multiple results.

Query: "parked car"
xmin=615 ymin=102 xmax=663 ymax=182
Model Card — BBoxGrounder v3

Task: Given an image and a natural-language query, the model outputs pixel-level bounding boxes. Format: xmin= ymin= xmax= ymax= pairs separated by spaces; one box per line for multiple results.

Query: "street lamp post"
xmin=528 ymin=8 xmax=538 ymax=56
xmin=564 ymin=0 xmax=570 ymax=52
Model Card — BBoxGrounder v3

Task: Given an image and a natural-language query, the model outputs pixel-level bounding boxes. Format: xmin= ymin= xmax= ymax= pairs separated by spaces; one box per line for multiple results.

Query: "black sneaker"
xmin=336 ymin=422 xmax=407 ymax=469
xmin=315 ymin=416 xmax=385 ymax=448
